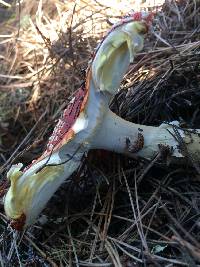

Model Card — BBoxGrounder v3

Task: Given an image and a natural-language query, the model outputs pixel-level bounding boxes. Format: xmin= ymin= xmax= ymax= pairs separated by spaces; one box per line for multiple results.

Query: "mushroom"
xmin=4 ymin=11 xmax=200 ymax=229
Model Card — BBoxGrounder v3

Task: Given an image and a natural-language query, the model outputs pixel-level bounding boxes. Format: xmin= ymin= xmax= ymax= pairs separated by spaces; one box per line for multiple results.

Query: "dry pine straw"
xmin=1 ymin=0 xmax=200 ymax=266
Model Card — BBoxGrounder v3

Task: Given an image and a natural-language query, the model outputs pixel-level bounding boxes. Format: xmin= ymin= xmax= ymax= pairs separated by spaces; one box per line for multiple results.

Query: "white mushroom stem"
xmin=91 ymin=109 xmax=200 ymax=161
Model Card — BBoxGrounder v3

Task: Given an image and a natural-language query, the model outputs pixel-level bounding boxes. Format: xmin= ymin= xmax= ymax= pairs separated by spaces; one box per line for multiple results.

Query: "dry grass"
xmin=1 ymin=0 xmax=200 ymax=266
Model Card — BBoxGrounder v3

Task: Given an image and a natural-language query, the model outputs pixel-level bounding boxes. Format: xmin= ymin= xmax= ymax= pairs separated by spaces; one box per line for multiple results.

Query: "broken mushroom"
xmin=4 ymin=11 xmax=200 ymax=229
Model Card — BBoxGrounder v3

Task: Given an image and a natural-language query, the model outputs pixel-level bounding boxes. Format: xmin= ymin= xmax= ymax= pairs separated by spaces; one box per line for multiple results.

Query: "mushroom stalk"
xmin=91 ymin=109 xmax=200 ymax=160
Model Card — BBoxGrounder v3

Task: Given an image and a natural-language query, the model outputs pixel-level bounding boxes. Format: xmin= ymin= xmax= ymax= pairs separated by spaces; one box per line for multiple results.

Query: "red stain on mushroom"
xmin=24 ymin=63 xmax=91 ymax=171
xmin=43 ymin=69 xmax=91 ymax=155
xmin=132 ymin=12 xmax=142 ymax=21
xmin=10 ymin=213 xmax=26 ymax=231
xmin=46 ymin=85 xmax=86 ymax=153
